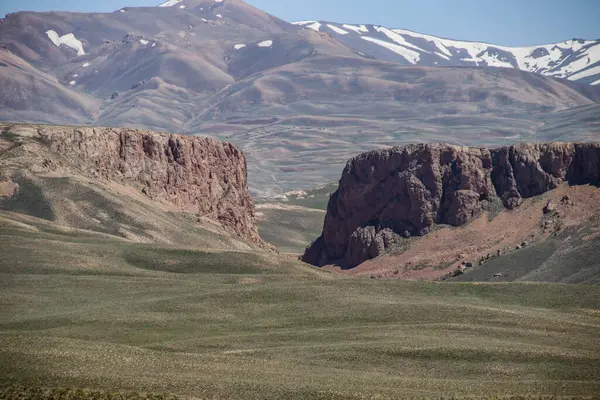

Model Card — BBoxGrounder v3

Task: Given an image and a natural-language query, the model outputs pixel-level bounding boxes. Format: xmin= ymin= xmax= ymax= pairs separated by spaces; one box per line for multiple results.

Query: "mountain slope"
xmin=191 ymin=59 xmax=598 ymax=195
xmin=0 ymin=48 xmax=100 ymax=124
xmin=0 ymin=0 xmax=359 ymax=131
xmin=1 ymin=1 xmax=598 ymax=131
xmin=294 ymin=21 xmax=600 ymax=85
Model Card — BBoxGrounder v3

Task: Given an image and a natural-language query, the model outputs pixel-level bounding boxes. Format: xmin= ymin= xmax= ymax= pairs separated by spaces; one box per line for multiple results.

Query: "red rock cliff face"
xmin=37 ymin=125 xmax=262 ymax=244
xmin=302 ymin=142 xmax=600 ymax=267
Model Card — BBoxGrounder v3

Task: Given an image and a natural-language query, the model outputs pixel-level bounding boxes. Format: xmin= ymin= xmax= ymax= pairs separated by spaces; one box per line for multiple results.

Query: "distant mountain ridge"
xmin=293 ymin=21 xmax=600 ymax=85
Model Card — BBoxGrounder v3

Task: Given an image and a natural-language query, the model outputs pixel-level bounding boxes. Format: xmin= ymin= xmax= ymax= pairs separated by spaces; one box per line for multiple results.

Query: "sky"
xmin=1 ymin=0 xmax=599 ymax=47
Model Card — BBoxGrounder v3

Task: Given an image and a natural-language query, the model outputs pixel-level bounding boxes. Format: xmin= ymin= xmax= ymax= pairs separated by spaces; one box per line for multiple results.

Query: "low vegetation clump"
xmin=0 ymin=127 xmax=20 ymax=143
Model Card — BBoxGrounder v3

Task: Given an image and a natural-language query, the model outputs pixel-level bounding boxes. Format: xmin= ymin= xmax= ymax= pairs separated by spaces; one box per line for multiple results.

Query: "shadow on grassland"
xmin=0 ymin=175 xmax=55 ymax=221
xmin=122 ymin=246 xmax=266 ymax=274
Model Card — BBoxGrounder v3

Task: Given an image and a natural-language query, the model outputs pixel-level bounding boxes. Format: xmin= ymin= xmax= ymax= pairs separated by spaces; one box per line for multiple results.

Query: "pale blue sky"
xmin=1 ymin=0 xmax=599 ymax=46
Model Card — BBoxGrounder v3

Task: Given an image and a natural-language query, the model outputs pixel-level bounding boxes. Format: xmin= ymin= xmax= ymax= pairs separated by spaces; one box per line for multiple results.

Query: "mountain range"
xmin=1 ymin=0 xmax=600 ymax=195
xmin=292 ymin=20 xmax=600 ymax=85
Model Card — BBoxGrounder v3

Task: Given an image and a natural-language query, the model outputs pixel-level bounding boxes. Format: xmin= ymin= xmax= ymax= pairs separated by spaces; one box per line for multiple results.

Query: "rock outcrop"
xmin=6 ymin=124 xmax=262 ymax=244
xmin=302 ymin=142 xmax=600 ymax=268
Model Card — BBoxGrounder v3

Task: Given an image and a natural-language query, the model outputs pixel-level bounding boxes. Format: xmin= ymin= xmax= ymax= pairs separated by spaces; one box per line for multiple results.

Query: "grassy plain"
xmin=256 ymin=205 xmax=325 ymax=253
xmin=255 ymin=183 xmax=335 ymax=253
xmin=1 ymin=213 xmax=600 ymax=399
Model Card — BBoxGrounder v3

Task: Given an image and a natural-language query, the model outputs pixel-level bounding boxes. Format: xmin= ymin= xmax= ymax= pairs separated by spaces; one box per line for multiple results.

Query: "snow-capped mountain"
xmin=293 ymin=21 xmax=600 ymax=85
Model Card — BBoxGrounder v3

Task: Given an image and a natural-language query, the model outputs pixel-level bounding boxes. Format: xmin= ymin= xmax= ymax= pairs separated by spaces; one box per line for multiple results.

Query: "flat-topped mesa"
xmin=302 ymin=142 xmax=600 ymax=268
xmin=34 ymin=125 xmax=263 ymax=244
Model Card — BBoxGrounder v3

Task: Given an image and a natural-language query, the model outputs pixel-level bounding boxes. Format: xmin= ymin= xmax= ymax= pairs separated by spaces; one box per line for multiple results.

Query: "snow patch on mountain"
xmin=258 ymin=40 xmax=273 ymax=48
xmin=361 ymin=36 xmax=420 ymax=64
xmin=292 ymin=21 xmax=322 ymax=31
xmin=478 ymin=51 xmax=513 ymax=69
xmin=554 ymin=55 xmax=591 ymax=78
xmin=158 ymin=0 xmax=182 ymax=6
xmin=342 ymin=24 xmax=368 ymax=34
xmin=46 ymin=30 xmax=85 ymax=56
xmin=568 ymin=65 xmax=600 ymax=80
xmin=305 ymin=22 xmax=321 ymax=32
xmin=327 ymin=24 xmax=348 ymax=35
xmin=392 ymin=29 xmax=452 ymax=57
xmin=374 ymin=26 xmax=427 ymax=54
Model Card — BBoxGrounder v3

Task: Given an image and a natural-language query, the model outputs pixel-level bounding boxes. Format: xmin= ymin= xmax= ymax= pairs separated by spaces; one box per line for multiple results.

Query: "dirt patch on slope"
xmin=0 ymin=179 xmax=18 ymax=197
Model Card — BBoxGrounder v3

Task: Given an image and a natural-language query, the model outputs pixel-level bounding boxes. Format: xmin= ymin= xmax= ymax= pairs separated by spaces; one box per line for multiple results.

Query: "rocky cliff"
xmin=2 ymin=124 xmax=262 ymax=244
xmin=302 ymin=142 xmax=600 ymax=267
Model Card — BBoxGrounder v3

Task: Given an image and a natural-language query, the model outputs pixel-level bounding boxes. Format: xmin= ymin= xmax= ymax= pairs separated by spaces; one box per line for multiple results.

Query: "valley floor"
xmin=1 ymin=213 xmax=600 ymax=399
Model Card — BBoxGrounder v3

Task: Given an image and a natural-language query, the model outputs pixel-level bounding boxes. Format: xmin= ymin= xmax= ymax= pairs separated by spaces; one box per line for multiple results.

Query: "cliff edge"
xmin=0 ymin=124 xmax=262 ymax=245
xmin=302 ymin=142 xmax=600 ymax=268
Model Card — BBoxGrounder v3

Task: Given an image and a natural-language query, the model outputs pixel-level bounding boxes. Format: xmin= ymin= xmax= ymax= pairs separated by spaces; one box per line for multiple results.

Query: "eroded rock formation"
xmin=302 ymin=142 xmax=600 ymax=268
xmin=9 ymin=124 xmax=262 ymax=244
